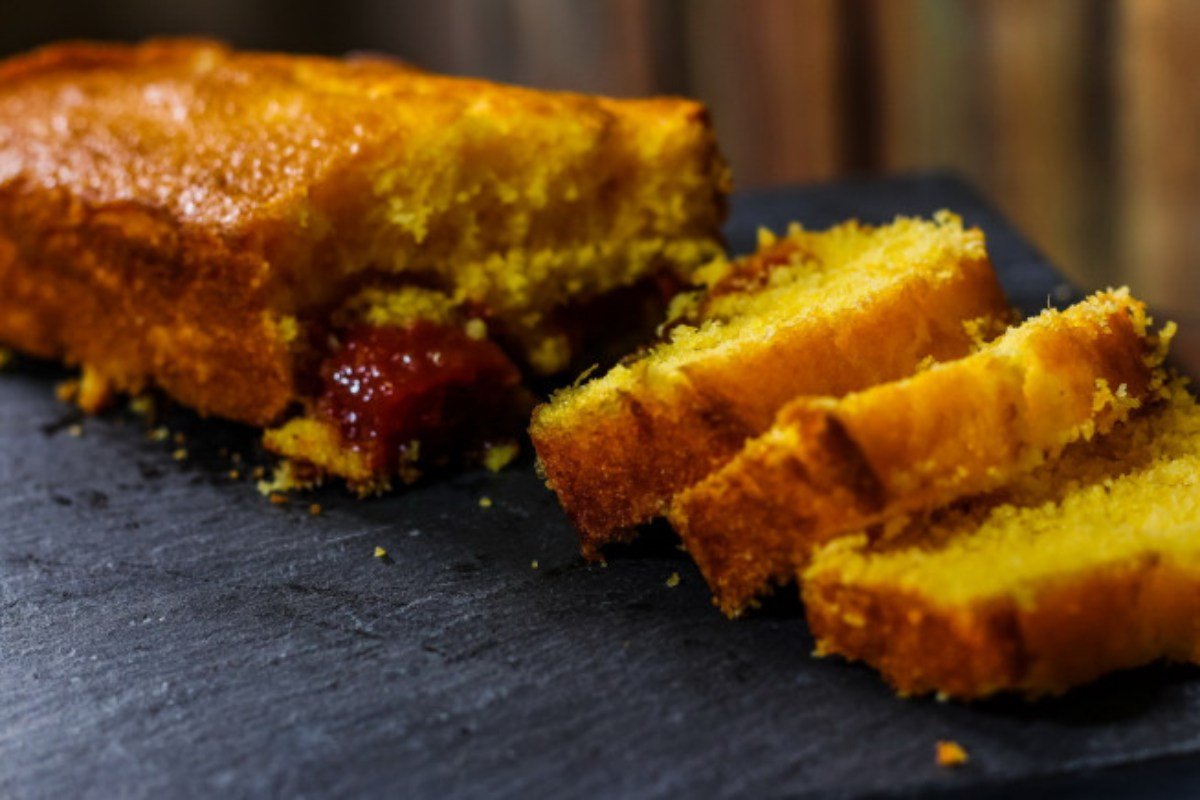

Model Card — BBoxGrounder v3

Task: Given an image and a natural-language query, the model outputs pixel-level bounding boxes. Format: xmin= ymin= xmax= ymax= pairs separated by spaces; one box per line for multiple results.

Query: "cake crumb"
xmin=268 ymin=493 xmax=288 ymax=505
xmin=260 ymin=458 xmax=329 ymax=497
xmin=481 ymin=441 xmax=519 ymax=472
xmin=228 ymin=469 xmax=241 ymax=480
xmin=531 ymin=559 xmax=539 ymax=570
xmin=308 ymin=503 xmax=322 ymax=516
xmin=149 ymin=426 xmax=170 ymax=442
xmin=251 ymin=466 xmax=266 ymax=480
xmin=171 ymin=448 xmax=188 ymax=461
xmin=55 ymin=378 xmax=79 ymax=403
xmin=914 ymin=353 xmax=939 ymax=373
xmin=571 ymin=363 xmax=601 ymax=389
xmin=172 ymin=431 xmax=187 ymax=445
xmin=374 ymin=546 xmax=388 ymax=559
xmin=0 ymin=347 xmax=12 ymax=369
xmin=464 ymin=317 xmax=488 ymax=341
xmin=936 ymin=740 xmax=969 ymax=768
xmin=666 ymin=572 xmax=681 ymax=588
xmin=128 ymin=395 xmax=156 ymax=418
xmin=478 ymin=496 xmax=493 ymax=509
xmin=67 ymin=424 xmax=83 ymax=438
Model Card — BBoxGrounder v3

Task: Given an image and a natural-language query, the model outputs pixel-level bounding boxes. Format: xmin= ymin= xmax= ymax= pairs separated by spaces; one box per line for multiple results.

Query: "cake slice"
xmin=531 ymin=212 xmax=1011 ymax=557
xmin=803 ymin=383 xmax=1200 ymax=699
xmin=0 ymin=39 xmax=728 ymax=490
xmin=672 ymin=289 xmax=1171 ymax=615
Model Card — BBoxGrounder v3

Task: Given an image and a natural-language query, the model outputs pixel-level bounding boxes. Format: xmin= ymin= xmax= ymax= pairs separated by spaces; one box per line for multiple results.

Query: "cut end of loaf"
xmin=532 ymin=211 xmax=1013 ymax=555
xmin=674 ymin=287 xmax=1172 ymax=617
xmin=803 ymin=383 xmax=1200 ymax=698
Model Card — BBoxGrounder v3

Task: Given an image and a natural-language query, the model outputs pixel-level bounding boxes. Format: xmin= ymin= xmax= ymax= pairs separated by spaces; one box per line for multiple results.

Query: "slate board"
xmin=4 ymin=173 xmax=1200 ymax=800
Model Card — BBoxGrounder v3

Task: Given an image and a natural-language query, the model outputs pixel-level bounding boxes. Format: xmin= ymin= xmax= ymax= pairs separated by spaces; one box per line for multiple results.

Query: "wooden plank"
xmin=1118 ymin=0 xmax=1200 ymax=313
xmin=980 ymin=0 xmax=1101 ymax=288
xmin=509 ymin=0 xmax=657 ymax=95
xmin=684 ymin=0 xmax=843 ymax=187
xmin=870 ymin=0 xmax=986 ymax=181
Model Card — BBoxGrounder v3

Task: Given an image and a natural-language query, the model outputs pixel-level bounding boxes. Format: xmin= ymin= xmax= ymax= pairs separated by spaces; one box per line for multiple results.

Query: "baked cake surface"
xmin=0 ymin=39 xmax=728 ymax=486
xmin=804 ymin=384 xmax=1200 ymax=699
xmin=673 ymin=289 xmax=1170 ymax=615
xmin=531 ymin=213 xmax=1012 ymax=557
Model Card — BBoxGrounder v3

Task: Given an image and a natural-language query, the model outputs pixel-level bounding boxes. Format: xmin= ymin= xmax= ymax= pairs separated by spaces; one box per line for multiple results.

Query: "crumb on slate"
xmin=936 ymin=740 xmax=969 ymax=768
xmin=308 ymin=503 xmax=322 ymax=516
xmin=666 ymin=572 xmax=681 ymax=588
xmin=268 ymin=493 xmax=288 ymax=505
xmin=171 ymin=448 xmax=188 ymax=461
xmin=481 ymin=441 xmax=519 ymax=472
xmin=228 ymin=469 xmax=241 ymax=480
xmin=149 ymin=426 xmax=169 ymax=442
xmin=67 ymin=424 xmax=83 ymax=438
xmin=55 ymin=378 xmax=79 ymax=403
xmin=128 ymin=395 xmax=156 ymax=417
xmin=374 ymin=546 xmax=388 ymax=559
xmin=531 ymin=559 xmax=539 ymax=570
xmin=478 ymin=496 xmax=493 ymax=509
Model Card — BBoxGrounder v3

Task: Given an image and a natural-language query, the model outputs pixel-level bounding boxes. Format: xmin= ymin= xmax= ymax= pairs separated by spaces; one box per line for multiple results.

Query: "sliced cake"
xmin=672 ymin=289 xmax=1171 ymax=615
xmin=803 ymin=384 xmax=1200 ymax=699
xmin=531 ymin=212 xmax=1012 ymax=557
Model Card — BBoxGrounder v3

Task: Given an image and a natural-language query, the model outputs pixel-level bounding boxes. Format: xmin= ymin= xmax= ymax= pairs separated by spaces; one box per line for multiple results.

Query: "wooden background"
xmin=3 ymin=0 xmax=1197 ymax=314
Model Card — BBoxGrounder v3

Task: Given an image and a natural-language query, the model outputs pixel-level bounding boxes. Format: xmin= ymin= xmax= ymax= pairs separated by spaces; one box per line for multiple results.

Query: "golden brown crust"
xmin=531 ymin=253 xmax=1010 ymax=558
xmin=0 ymin=185 xmax=295 ymax=424
xmin=0 ymin=39 xmax=727 ymax=431
xmin=0 ymin=40 xmax=727 ymax=312
xmin=672 ymin=291 xmax=1163 ymax=615
xmin=801 ymin=386 xmax=1200 ymax=698
xmin=803 ymin=559 xmax=1200 ymax=699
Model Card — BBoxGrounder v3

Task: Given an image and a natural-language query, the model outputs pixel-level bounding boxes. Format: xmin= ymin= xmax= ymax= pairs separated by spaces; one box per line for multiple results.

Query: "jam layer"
xmin=318 ymin=322 xmax=522 ymax=474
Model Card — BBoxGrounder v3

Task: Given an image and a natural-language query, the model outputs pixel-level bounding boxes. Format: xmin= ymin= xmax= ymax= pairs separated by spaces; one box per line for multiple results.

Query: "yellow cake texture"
xmin=672 ymin=289 xmax=1171 ymax=615
xmin=531 ymin=212 xmax=1013 ymax=558
xmin=0 ymin=39 xmax=728 ymax=488
xmin=803 ymin=383 xmax=1200 ymax=699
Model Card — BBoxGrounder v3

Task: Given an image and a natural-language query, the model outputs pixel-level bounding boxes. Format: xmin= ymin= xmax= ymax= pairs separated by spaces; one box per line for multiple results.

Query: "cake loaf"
xmin=0 ymin=39 xmax=729 ymax=489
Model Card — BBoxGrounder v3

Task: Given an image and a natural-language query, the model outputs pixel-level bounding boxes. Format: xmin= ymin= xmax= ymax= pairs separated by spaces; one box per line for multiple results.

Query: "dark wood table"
xmin=4 ymin=173 xmax=1199 ymax=798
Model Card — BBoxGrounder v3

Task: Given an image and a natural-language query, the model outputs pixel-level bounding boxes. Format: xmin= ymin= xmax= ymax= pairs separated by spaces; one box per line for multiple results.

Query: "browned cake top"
xmin=0 ymin=39 xmax=703 ymax=234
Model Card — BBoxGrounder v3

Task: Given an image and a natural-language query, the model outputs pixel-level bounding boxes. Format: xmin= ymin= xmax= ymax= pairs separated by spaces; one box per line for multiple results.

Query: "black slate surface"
xmin=4 ymin=173 xmax=1200 ymax=799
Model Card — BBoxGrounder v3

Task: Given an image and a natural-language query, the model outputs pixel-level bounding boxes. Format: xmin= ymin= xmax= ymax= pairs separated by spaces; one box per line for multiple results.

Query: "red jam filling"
xmin=318 ymin=322 xmax=522 ymax=472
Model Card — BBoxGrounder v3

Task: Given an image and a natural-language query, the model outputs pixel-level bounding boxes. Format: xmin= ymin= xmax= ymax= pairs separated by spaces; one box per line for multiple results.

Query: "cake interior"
xmin=807 ymin=383 xmax=1199 ymax=606
xmin=537 ymin=212 xmax=1003 ymax=430
xmin=263 ymin=272 xmax=685 ymax=493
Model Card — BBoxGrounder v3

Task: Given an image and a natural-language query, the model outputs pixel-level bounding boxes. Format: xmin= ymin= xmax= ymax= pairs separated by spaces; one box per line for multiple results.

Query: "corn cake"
xmin=0 ymin=39 xmax=728 ymax=489
xmin=673 ymin=289 xmax=1171 ymax=616
xmin=804 ymin=384 xmax=1200 ymax=699
xmin=531 ymin=212 xmax=1011 ymax=557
